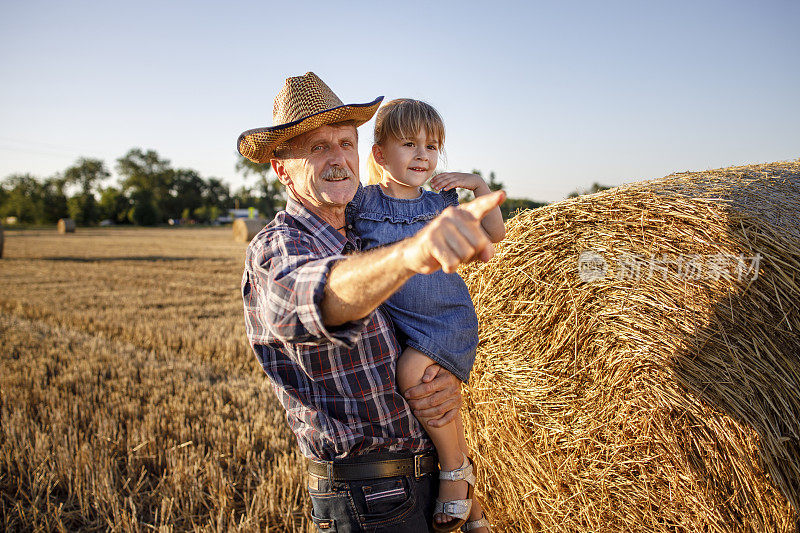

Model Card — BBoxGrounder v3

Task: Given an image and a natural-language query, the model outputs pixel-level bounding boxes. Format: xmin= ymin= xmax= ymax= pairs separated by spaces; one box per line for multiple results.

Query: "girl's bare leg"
xmin=396 ymin=347 xmax=468 ymax=526
xmin=453 ymin=412 xmax=488 ymax=531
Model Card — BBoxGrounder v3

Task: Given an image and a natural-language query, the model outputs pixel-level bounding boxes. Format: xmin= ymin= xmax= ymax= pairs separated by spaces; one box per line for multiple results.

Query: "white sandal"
xmin=461 ymin=512 xmax=491 ymax=531
xmin=432 ymin=455 xmax=475 ymax=533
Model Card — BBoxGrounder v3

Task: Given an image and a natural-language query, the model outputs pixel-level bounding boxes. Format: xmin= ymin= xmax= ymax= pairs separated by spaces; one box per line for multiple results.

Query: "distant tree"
xmin=192 ymin=205 xmax=222 ymax=223
xmin=118 ymin=149 xmax=173 ymax=222
xmin=204 ymin=177 xmax=232 ymax=210
xmin=0 ymin=182 xmax=7 ymax=214
xmin=485 ymin=170 xmax=503 ymax=192
xmin=235 ymin=155 xmax=272 ymax=179
xmin=0 ymin=174 xmax=44 ymax=223
xmin=567 ymin=182 xmax=611 ymax=198
xmin=41 ymin=176 xmax=69 ymax=223
xmin=63 ymin=158 xmax=109 ymax=196
xmin=235 ymin=154 xmax=284 ymax=218
xmin=67 ymin=193 xmax=99 ymax=225
xmin=257 ymin=176 xmax=286 ymax=219
xmin=98 ymin=187 xmax=131 ymax=223
xmin=164 ymin=168 xmax=205 ymax=219
xmin=127 ymin=189 xmax=160 ymax=226
xmin=60 ymin=159 xmax=108 ymax=225
xmin=232 ymin=185 xmax=257 ymax=208
xmin=501 ymin=197 xmax=547 ymax=218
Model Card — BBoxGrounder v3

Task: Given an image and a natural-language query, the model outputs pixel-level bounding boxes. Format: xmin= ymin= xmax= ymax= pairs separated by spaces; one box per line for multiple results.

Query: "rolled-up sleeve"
xmin=243 ymin=227 xmax=369 ymax=348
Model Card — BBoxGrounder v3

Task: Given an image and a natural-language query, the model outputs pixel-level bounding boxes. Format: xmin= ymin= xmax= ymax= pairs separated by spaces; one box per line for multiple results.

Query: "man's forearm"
xmin=321 ymin=190 xmax=505 ymax=326
xmin=321 ymin=242 xmax=414 ymax=326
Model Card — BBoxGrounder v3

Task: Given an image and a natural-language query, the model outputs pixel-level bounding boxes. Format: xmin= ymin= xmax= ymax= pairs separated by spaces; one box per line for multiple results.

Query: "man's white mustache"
xmin=322 ymin=168 xmax=353 ymax=180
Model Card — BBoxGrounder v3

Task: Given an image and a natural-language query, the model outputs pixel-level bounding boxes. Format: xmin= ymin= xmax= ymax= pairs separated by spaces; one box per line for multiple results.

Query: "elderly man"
xmin=238 ymin=72 xmax=503 ymax=532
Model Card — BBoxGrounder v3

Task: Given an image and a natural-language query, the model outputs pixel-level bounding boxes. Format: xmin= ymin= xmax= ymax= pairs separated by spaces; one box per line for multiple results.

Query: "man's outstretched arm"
xmin=320 ymin=190 xmax=505 ymax=428
xmin=321 ymin=190 xmax=506 ymax=326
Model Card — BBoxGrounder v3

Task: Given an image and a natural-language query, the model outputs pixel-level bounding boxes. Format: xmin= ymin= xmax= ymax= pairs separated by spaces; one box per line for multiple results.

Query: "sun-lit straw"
xmin=461 ymin=160 xmax=800 ymax=532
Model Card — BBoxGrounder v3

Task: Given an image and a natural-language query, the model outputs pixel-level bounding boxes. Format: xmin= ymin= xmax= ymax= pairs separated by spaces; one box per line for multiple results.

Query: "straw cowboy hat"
xmin=237 ymin=72 xmax=383 ymax=164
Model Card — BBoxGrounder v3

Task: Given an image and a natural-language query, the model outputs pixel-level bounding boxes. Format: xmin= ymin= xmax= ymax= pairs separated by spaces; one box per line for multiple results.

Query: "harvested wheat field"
xmin=461 ymin=160 xmax=800 ymax=531
xmin=2 ymin=160 xmax=799 ymax=533
xmin=0 ymin=227 xmax=314 ymax=531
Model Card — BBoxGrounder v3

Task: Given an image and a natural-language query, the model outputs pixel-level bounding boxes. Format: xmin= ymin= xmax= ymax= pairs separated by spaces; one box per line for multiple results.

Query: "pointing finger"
xmin=461 ymin=190 xmax=505 ymax=220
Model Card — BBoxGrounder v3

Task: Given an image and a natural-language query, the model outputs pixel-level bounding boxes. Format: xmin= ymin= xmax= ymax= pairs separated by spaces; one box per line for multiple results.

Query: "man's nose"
xmin=328 ymin=144 xmax=348 ymax=166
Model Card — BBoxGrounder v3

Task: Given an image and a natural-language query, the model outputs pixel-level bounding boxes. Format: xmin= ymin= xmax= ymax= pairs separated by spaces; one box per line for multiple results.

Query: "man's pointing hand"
xmin=402 ymin=190 xmax=506 ymax=275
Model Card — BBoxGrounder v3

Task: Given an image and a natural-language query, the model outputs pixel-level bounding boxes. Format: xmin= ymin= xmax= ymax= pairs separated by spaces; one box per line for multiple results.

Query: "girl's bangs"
xmin=383 ymin=101 xmax=445 ymax=146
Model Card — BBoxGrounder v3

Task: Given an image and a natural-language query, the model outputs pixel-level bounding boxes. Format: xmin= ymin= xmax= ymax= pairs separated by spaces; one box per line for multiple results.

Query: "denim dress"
xmin=345 ymin=183 xmax=479 ymax=382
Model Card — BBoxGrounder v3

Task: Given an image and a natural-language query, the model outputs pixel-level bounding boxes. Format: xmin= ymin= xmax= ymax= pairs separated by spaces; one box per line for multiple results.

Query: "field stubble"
xmin=0 ymin=227 xmax=313 ymax=531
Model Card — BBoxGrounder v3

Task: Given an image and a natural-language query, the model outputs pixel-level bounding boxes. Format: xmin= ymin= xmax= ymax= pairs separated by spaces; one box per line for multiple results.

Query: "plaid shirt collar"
xmin=285 ymin=195 xmax=359 ymax=253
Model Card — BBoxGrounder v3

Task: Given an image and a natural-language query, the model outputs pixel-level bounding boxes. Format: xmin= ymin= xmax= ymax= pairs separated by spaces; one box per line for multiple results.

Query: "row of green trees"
xmin=0 ymin=149 xmax=284 ymax=226
xmin=1 ymin=149 xmax=594 ymax=227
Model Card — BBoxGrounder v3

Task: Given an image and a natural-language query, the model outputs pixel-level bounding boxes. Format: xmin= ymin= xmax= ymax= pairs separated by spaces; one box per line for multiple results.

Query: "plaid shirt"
xmin=242 ymin=196 xmax=431 ymax=460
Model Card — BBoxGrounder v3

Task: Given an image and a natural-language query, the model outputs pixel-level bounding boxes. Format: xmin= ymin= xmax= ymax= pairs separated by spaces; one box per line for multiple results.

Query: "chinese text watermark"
xmin=578 ymin=250 xmax=761 ymax=283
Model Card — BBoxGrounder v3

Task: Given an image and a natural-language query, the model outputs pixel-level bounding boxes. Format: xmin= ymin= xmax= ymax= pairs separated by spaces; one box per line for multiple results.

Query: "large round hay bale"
xmin=233 ymin=218 xmax=265 ymax=243
xmin=0 ymin=225 xmax=4 ymax=258
xmin=57 ymin=218 xmax=75 ymax=234
xmin=462 ymin=160 xmax=800 ymax=531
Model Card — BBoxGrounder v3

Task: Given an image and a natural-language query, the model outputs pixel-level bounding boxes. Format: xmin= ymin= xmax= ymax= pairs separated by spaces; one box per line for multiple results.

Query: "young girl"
xmin=346 ymin=99 xmax=504 ymax=532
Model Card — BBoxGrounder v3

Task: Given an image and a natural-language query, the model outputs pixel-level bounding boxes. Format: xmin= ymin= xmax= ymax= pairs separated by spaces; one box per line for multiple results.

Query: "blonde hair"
xmin=367 ymin=99 xmax=445 ymax=185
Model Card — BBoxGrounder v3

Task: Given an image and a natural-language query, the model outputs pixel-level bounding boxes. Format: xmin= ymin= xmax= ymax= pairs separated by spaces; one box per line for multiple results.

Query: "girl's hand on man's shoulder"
xmin=430 ymin=172 xmax=485 ymax=192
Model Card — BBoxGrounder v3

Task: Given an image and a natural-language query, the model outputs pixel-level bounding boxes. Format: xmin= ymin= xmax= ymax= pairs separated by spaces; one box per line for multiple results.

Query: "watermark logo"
xmin=578 ymin=250 xmax=608 ymax=283
xmin=577 ymin=250 xmax=761 ymax=283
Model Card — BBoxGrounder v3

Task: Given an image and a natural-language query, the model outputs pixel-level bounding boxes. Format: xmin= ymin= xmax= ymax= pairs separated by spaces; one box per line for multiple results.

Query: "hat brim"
xmin=237 ymin=96 xmax=384 ymax=164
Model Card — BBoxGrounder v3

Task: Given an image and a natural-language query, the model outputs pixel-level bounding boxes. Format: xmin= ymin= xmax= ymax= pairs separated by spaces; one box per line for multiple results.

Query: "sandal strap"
xmin=434 ymin=497 xmax=472 ymax=521
xmin=462 ymin=514 xmax=490 ymax=531
xmin=439 ymin=456 xmax=476 ymax=486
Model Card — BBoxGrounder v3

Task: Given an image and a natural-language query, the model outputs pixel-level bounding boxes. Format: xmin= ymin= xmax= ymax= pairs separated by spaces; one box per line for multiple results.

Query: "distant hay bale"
xmin=57 ymin=218 xmax=76 ymax=234
xmin=233 ymin=218 xmax=265 ymax=243
xmin=462 ymin=160 xmax=800 ymax=532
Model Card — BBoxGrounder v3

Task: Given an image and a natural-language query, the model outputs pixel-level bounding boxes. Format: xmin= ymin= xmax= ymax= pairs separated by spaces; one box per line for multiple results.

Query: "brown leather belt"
xmin=307 ymin=452 xmax=438 ymax=481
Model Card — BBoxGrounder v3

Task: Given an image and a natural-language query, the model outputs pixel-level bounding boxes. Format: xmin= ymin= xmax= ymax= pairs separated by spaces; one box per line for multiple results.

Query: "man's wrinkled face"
xmin=272 ymin=124 xmax=359 ymax=213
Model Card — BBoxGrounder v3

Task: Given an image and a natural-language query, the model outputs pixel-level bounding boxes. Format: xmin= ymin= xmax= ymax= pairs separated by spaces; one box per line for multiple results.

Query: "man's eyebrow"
xmin=303 ymin=134 xmax=328 ymax=147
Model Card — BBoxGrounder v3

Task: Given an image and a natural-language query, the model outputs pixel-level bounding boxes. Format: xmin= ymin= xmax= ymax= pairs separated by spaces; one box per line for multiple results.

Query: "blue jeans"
xmin=309 ymin=471 xmax=438 ymax=532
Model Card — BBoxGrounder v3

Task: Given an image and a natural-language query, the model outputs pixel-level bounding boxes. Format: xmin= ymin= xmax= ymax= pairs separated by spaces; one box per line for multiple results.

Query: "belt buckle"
xmin=414 ymin=453 xmax=422 ymax=478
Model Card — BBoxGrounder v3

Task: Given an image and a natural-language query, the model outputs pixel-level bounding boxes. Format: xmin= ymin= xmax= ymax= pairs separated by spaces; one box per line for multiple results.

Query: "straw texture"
xmin=233 ymin=218 xmax=266 ymax=243
xmin=461 ymin=160 xmax=800 ymax=532
xmin=57 ymin=218 xmax=75 ymax=234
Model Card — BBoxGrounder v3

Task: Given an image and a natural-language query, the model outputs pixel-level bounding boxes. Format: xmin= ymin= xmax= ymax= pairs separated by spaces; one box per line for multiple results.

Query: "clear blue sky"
xmin=1 ymin=0 xmax=798 ymax=202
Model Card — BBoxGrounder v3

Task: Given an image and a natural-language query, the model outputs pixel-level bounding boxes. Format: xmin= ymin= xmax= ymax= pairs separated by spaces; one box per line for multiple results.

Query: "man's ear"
xmin=372 ymin=144 xmax=386 ymax=166
xmin=271 ymin=159 xmax=292 ymax=187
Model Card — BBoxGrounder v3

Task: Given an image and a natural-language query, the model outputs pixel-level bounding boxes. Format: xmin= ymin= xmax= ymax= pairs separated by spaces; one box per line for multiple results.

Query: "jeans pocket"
xmin=361 ymin=478 xmax=409 ymax=515
xmin=351 ymin=476 xmax=418 ymax=530
xmin=310 ymin=489 xmax=352 ymax=533
xmin=311 ymin=512 xmax=337 ymax=532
